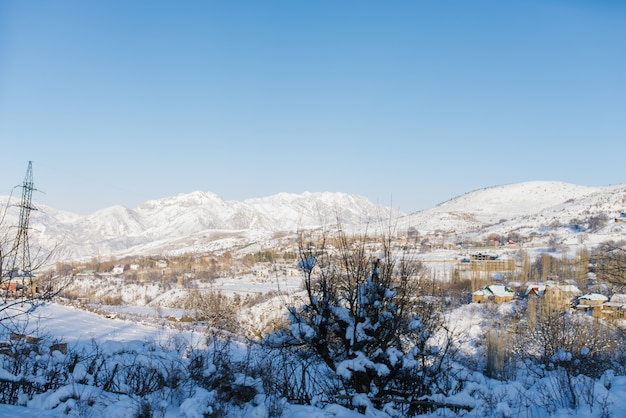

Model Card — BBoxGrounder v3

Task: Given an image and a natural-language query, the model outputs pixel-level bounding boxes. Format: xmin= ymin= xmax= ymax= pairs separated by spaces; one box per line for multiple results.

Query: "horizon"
xmin=1 ymin=1 xmax=625 ymax=215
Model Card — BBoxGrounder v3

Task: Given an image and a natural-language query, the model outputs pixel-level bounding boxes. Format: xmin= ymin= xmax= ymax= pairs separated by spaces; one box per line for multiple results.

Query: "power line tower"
xmin=3 ymin=161 xmax=37 ymax=282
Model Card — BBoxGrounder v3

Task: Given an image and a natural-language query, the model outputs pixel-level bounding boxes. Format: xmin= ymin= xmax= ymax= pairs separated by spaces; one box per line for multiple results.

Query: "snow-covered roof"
xmin=555 ymin=284 xmax=582 ymax=296
xmin=485 ymin=284 xmax=514 ymax=296
xmin=525 ymin=284 xmax=546 ymax=296
xmin=525 ymin=283 xmax=582 ymax=298
xmin=609 ymin=294 xmax=626 ymax=304
xmin=579 ymin=293 xmax=608 ymax=302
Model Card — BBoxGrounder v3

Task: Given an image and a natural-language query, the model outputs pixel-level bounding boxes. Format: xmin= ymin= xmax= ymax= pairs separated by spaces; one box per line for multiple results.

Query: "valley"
xmin=2 ymin=180 xmax=626 ymax=417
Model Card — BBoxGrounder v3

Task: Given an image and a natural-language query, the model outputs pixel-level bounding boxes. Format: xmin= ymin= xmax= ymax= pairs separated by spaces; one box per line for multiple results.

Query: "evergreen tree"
xmin=268 ymin=228 xmax=451 ymax=414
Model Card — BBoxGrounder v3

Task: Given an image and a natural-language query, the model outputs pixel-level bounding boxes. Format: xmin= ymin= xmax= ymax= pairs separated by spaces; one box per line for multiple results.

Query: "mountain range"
xmin=0 ymin=191 xmax=401 ymax=262
xmin=2 ymin=181 xmax=626 ymax=264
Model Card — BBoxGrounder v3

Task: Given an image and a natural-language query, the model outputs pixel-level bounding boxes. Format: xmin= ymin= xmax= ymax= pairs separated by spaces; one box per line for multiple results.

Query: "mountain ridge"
xmin=0 ymin=190 xmax=402 ymax=262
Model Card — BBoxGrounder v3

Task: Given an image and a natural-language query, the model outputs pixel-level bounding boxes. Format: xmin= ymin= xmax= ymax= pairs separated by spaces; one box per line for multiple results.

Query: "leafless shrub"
xmin=179 ymin=288 xmax=239 ymax=332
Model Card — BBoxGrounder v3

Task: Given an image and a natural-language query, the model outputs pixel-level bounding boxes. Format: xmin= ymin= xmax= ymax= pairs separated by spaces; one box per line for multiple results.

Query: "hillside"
xmin=397 ymin=181 xmax=626 ymax=239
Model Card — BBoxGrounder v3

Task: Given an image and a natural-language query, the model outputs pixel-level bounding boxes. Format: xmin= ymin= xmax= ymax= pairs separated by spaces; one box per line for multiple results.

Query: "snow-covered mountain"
xmin=3 ymin=181 xmax=626 ymax=263
xmin=0 ymin=191 xmax=401 ymax=262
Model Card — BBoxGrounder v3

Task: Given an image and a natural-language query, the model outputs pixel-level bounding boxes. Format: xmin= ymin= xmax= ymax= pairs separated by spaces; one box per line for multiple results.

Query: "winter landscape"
xmin=2 ymin=0 xmax=624 ymax=416
xmin=2 ymin=180 xmax=626 ymax=417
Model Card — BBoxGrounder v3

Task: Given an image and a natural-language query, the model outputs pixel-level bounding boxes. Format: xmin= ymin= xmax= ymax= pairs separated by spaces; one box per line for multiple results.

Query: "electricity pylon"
xmin=4 ymin=161 xmax=37 ymax=282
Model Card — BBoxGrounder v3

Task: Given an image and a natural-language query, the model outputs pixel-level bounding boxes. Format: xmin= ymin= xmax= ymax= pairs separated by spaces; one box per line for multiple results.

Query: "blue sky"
xmin=1 ymin=1 xmax=624 ymax=215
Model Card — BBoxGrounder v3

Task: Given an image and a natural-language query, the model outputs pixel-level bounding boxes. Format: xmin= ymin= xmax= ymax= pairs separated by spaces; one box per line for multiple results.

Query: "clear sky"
xmin=1 ymin=1 xmax=624 ymax=215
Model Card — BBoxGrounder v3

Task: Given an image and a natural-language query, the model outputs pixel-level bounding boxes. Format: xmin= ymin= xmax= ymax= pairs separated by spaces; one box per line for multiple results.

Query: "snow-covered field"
xmin=1 ymin=300 xmax=625 ymax=417
xmin=18 ymin=303 xmax=191 ymax=345
xmin=0 ymin=303 xmax=370 ymax=417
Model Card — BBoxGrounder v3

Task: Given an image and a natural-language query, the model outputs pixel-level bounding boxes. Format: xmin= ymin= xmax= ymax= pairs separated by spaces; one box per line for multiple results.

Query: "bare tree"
xmin=181 ymin=287 xmax=239 ymax=332
xmin=512 ymin=295 xmax=619 ymax=409
xmin=593 ymin=241 xmax=626 ymax=289
xmin=0 ymin=190 xmax=72 ymax=325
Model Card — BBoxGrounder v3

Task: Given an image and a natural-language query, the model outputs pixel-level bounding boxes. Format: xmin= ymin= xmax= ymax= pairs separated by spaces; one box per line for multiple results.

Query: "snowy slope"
xmin=397 ymin=181 xmax=626 ymax=235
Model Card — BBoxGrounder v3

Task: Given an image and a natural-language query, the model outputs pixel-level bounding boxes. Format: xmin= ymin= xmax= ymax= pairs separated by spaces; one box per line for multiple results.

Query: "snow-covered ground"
xmin=0 ymin=303 xmax=367 ymax=417
xmin=0 ymin=300 xmax=625 ymax=417
xmin=21 ymin=303 xmax=192 ymax=346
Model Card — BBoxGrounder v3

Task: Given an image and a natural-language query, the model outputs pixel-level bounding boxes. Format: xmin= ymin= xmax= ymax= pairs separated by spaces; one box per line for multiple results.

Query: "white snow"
xmin=0 ymin=294 xmax=624 ymax=417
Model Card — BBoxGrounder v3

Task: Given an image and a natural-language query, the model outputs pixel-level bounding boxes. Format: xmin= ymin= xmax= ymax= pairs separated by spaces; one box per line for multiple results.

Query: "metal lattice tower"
xmin=5 ymin=161 xmax=37 ymax=279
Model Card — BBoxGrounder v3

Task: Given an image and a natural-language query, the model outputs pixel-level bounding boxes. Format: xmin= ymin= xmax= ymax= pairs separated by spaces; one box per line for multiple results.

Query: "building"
xmin=576 ymin=293 xmax=609 ymax=315
xmin=472 ymin=284 xmax=515 ymax=304
xmin=591 ymin=294 xmax=626 ymax=320
xmin=469 ymin=254 xmax=516 ymax=272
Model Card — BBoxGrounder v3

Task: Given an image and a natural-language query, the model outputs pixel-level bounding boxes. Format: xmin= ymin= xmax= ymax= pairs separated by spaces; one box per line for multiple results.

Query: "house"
xmin=578 ymin=293 xmax=609 ymax=306
xmin=525 ymin=284 xmax=546 ymax=297
xmin=524 ymin=283 xmax=581 ymax=311
xmin=576 ymin=293 xmax=609 ymax=315
xmin=593 ymin=294 xmax=626 ymax=320
xmin=471 ymin=289 xmax=491 ymax=304
xmin=472 ymin=284 xmax=515 ymax=304
xmin=544 ymin=284 xmax=581 ymax=310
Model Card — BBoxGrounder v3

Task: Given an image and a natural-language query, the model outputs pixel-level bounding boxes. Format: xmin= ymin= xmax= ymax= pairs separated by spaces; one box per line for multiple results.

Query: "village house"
xmin=576 ymin=292 xmax=609 ymax=315
xmin=614 ymin=212 xmax=626 ymax=223
xmin=3 ymin=282 xmax=25 ymax=293
xmin=525 ymin=284 xmax=546 ymax=297
xmin=547 ymin=284 xmax=580 ymax=310
xmin=472 ymin=284 xmax=515 ymax=304
xmin=592 ymin=294 xmax=626 ymax=320
xmin=524 ymin=283 xmax=581 ymax=311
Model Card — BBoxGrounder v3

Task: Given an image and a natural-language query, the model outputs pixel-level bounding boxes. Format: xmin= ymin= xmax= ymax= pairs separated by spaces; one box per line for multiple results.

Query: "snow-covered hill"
xmin=397 ymin=181 xmax=626 ymax=238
